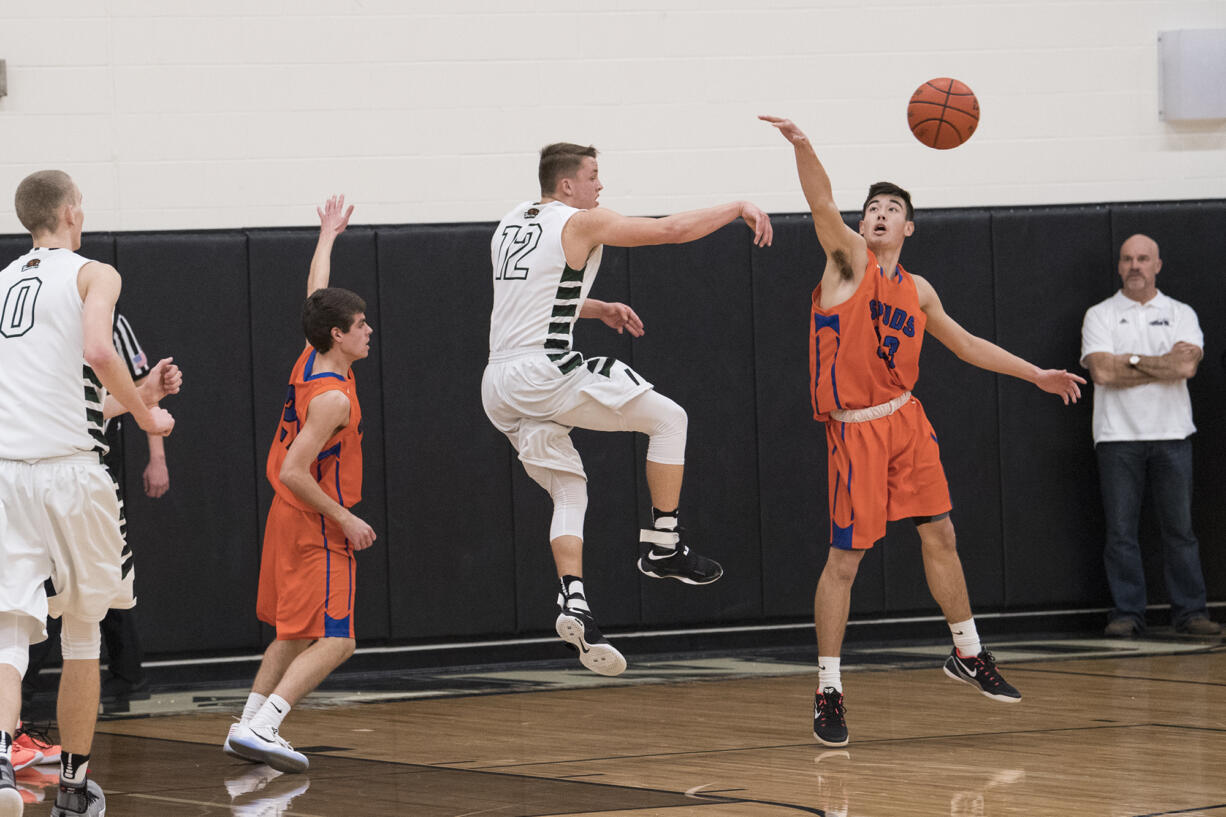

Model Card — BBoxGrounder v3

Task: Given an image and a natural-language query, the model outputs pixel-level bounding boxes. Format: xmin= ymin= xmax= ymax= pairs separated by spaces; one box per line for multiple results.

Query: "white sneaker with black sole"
xmin=228 ymin=723 xmax=309 ymax=774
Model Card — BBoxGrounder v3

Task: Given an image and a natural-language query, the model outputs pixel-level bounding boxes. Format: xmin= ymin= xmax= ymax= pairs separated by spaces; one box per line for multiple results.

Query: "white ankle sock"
xmin=241 ymin=692 xmax=268 ymax=725
xmin=250 ymin=694 xmax=291 ymax=732
xmin=950 ymin=618 xmax=982 ymax=657
xmin=818 ymin=656 xmax=842 ymax=693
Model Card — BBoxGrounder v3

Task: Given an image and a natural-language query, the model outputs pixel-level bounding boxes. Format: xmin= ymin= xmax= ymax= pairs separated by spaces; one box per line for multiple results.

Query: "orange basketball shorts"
xmin=256 ymin=495 xmax=356 ymax=640
xmin=824 ymin=396 xmax=952 ymax=550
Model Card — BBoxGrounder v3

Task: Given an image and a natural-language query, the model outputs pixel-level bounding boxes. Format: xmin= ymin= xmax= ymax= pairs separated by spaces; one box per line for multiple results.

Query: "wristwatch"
xmin=1128 ymin=354 xmax=1141 ymax=367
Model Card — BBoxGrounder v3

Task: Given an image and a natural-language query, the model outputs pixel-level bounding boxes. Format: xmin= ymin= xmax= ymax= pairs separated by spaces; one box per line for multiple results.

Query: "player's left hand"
xmin=143 ymin=457 xmax=170 ymax=498
xmin=1035 ymin=368 xmax=1086 ymax=404
xmin=600 ymin=302 xmax=645 ymax=337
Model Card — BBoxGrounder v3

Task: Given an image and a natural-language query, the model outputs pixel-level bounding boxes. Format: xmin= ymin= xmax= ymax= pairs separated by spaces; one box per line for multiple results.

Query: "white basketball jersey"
xmin=0 ymin=248 xmax=108 ymax=460
xmin=488 ymin=200 xmax=604 ymax=372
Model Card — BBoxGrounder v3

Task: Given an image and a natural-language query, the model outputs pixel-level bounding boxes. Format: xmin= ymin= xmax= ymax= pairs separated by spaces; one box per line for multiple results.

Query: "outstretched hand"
xmin=600 ymin=301 xmax=645 ymax=337
xmin=1035 ymin=369 xmax=1086 ymax=405
xmin=317 ymin=194 xmax=354 ymax=239
xmin=740 ymin=202 xmax=773 ymax=247
xmin=759 ymin=114 xmax=809 ymax=145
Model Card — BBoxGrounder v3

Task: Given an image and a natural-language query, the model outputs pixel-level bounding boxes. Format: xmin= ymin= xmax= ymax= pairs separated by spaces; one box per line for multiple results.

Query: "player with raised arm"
xmin=225 ymin=196 xmax=375 ymax=774
xmin=483 ymin=142 xmax=772 ymax=675
xmin=760 ymin=116 xmax=1084 ymax=746
xmin=0 ymin=170 xmax=177 ymax=817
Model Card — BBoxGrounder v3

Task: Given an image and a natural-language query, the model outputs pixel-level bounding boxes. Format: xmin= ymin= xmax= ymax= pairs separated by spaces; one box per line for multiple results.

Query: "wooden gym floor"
xmin=14 ymin=635 xmax=1226 ymax=816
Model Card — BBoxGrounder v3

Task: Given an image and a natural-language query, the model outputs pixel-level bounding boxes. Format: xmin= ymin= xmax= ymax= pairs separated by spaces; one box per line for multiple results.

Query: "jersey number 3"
xmin=495 ymin=224 xmax=542 ymax=280
xmin=1 ymin=277 xmax=42 ymax=338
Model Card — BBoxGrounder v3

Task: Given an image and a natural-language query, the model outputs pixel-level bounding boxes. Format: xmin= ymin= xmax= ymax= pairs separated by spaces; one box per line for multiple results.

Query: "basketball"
xmin=907 ymin=78 xmax=980 ymax=150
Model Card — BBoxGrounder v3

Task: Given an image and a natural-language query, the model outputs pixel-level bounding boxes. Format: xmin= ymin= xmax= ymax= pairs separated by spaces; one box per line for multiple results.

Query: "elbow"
xmin=84 ymin=344 xmax=118 ymax=370
xmin=279 ymin=463 xmax=300 ymax=490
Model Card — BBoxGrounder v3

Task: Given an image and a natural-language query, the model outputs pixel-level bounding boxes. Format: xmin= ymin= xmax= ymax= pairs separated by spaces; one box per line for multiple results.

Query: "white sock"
xmin=950 ymin=618 xmax=982 ymax=657
xmin=241 ymin=692 xmax=268 ymax=725
xmin=818 ymin=656 xmax=842 ymax=693
xmin=249 ymin=694 xmax=291 ymax=732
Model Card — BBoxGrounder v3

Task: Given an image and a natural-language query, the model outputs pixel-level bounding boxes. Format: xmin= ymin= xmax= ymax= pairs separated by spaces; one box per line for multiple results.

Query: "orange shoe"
xmin=11 ymin=742 xmax=42 ymax=771
xmin=15 ymin=722 xmax=60 ymax=765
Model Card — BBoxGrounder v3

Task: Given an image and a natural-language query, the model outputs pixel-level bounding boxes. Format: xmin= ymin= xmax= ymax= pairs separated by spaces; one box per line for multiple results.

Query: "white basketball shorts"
xmin=0 ymin=452 xmax=134 ymax=644
xmin=482 ymin=350 xmax=654 ymax=479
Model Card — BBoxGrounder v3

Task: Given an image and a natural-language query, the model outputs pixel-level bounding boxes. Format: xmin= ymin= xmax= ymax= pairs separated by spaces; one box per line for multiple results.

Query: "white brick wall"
xmin=0 ymin=1 xmax=1222 ymax=231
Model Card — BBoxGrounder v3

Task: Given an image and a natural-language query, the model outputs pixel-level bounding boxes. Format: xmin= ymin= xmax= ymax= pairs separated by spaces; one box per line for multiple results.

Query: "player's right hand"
xmin=759 ymin=115 xmax=808 ymax=145
xmin=317 ymin=194 xmax=354 ymax=238
xmin=741 ymin=202 xmax=774 ymax=247
xmin=343 ymin=513 xmax=377 ymax=551
xmin=139 ymin=406 xmax=175 ymax=436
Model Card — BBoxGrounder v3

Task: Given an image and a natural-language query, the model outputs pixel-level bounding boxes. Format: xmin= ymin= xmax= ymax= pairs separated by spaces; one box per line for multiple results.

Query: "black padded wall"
xmin=376 ymin=224 xmax=518 ymax=640
xmin=112 ymin=233 xmax=260 ymax=653
xmin=751 ymin=215 xmax=837 ymax=618
xmin=629 ymin=224 xmax=764 ymax=625
xmin=991 ymin=208 xmax=1113 ymax=609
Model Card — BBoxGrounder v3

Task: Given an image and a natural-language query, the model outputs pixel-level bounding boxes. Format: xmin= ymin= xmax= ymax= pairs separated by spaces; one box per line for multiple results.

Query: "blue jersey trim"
xmin=303 ymin=348 xmax=346 ymax=382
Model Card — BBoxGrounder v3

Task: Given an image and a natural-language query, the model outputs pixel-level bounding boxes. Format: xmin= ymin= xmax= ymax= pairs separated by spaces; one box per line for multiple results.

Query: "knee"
xmin=821 ymin=549 xmax=865 ymax=584
xmin=60 ymin=614 xmax=102 ymax=660
xmin=545 ymin=471 xmax=588 ymax=541
xmin=919 ymin=518 xmax=958 ymax=556
xmin=332 ymin=638 xmax=356 ymax=662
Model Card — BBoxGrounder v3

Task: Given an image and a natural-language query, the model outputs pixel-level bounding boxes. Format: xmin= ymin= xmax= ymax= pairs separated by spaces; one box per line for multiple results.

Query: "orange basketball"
xmin=907 ymin=78 xmax=979 ymax=150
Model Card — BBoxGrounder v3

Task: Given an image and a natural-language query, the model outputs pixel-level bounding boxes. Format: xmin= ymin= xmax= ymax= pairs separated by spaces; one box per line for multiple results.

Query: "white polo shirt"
xmin=1080 ymin=289 xmax=1201 ymax=444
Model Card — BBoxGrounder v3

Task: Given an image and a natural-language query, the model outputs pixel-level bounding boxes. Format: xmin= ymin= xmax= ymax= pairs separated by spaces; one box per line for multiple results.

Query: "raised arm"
xmin=563 ymin=200 xmax=771 ymax=267
xmin=916 ymin=274 xmax=1085 ymax=404
xmin=760 ymin=115 xmax=865 ymax=276
xmin=306 ymin=194 xmax=354 ymax=296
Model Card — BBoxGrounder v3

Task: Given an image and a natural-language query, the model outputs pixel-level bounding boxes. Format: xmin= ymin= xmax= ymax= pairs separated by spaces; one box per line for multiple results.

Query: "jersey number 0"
xmin=1 ymin=277 xmax=42 ymax=338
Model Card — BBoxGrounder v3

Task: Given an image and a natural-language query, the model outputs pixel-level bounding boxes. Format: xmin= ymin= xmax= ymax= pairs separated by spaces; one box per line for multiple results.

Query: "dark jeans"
xmin=1096 ymin=438 xmax=1209 ymax=628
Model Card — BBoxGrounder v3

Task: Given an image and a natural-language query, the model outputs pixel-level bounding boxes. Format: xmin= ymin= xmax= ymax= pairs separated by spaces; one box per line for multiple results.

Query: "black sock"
xmin=61 ymin=752 xmax=90 ymax=786
xmin=559 ymin=575 xmax=587 ymax=610
xmin=652 ymin=507 xmax=679 ymax=530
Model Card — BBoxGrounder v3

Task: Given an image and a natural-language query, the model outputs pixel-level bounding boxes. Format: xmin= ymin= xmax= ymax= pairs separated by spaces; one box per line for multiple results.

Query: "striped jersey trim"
xmin=82 ymin=364 xmax=108 ymax=455
xmin=548 ymin=263 xmax=586 ymax=371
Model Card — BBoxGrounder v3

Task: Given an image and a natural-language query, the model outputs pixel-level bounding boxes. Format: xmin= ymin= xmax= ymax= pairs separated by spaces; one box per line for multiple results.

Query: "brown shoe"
xmin=1104 ymin=618 xmax=1139 ymax=637
xmin=1176 ymin=617 xmax=1222 ymax=636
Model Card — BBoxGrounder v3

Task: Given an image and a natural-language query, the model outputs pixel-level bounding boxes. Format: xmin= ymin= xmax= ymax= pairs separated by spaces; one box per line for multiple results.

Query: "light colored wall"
xmin=0 ymin=1 xmax=1222 ymax=232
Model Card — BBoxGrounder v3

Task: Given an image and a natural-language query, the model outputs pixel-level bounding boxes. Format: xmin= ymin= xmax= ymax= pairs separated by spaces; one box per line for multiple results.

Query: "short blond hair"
xmin=15 ymin=170 xmax=76 ymax=235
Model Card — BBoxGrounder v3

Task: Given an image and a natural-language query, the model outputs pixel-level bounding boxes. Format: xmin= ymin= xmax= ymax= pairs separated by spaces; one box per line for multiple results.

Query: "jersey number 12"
xmin=495 ymin=224 xmax=542 ymax=280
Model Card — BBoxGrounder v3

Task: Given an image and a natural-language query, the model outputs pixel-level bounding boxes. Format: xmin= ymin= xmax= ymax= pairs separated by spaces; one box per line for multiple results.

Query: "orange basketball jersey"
xmin=810 ymin=250 xmax=927 ymax=421
xmin=266 ymin=345 xmax=363 ymax=510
